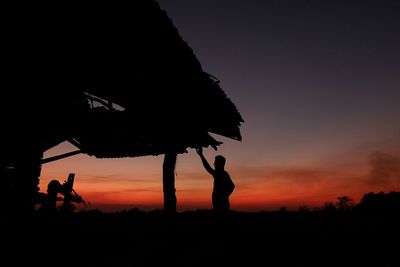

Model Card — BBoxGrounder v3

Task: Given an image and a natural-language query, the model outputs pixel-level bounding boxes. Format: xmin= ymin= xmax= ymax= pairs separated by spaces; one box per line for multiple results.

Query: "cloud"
xmin=80 ymin=174 xmax=160 ymax=185
xmin=266 ymin=167 xmax=332 ymax=184
xmin=368 ymin=151 xmax=400 ymax=185
xmin=230 ymin=165 xmax=333 ymax=187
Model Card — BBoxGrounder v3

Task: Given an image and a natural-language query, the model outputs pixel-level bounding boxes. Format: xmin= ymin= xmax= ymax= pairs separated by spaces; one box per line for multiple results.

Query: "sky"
xmin=40 ymin=0 xmax=400 ymax=212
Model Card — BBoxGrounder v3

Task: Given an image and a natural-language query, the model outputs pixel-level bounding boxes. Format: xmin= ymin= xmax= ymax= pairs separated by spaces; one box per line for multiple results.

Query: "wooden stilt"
xmin=163 ymin=152 xmax=177 ymax=215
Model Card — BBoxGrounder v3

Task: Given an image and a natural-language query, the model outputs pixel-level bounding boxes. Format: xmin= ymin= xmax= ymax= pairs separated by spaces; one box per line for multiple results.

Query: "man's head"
xmin=214 ymin=155 xmax=226 ymax=171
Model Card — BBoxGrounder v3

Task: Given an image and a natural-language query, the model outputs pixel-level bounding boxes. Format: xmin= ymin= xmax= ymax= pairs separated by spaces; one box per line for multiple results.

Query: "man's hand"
xmin=195 ymin=147 xmax=214 ymax=174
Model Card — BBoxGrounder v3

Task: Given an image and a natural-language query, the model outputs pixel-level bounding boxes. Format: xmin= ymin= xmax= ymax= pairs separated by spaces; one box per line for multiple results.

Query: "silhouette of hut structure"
xmin=1 ymin=1 xmax=243 ymax=214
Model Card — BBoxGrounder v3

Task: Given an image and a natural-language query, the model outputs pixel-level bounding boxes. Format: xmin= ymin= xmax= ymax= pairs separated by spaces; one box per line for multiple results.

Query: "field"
xmin=2 ymin=208 xmax=399 ymax=267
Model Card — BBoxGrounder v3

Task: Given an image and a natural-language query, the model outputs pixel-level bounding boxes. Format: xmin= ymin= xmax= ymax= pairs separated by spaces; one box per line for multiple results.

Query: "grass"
xmin=2 ymin=208 xmax=399 ymax=266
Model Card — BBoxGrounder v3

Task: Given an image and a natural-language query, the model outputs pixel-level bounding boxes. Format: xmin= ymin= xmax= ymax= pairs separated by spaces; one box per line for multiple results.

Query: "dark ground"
xmin=1 ymin=208 xmax=399 ymax=267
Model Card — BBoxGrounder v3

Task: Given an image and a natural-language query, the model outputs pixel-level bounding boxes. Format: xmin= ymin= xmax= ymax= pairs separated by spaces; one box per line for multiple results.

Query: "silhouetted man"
xmin=41 ymin=179 xmax=63 ymax=213
xmin=196 ymin=147 xmax=235 ymax=216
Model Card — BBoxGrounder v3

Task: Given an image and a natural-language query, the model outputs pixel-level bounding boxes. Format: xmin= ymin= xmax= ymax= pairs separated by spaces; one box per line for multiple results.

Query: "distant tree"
xmin=336 ymin=196 xmax=354 ymax=211
xmin=323 ymin=202 xmax=337 ymax=213
xmin=298 ymin=205 xmax=310 ymax=213
xmin=356 ymin=191 xmax=400 ymax=213
xmin=278 ymin=206 xmax=288 ymax=213
xmin=386 ymin=191 xmax=400 ymax=211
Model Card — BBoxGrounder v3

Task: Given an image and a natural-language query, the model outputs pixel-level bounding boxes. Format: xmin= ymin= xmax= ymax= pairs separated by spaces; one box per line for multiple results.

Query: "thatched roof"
xmin=2 ymin=1 xmax=243 ymax=158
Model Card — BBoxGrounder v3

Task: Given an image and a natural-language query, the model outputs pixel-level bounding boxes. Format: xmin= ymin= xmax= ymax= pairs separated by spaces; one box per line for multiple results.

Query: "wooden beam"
xmin=41 ymin=150 xmax=82 ymax=164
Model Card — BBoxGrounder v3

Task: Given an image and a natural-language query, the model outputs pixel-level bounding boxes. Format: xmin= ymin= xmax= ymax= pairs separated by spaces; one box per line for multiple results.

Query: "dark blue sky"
xmin=158 ymin=0 xmax=400 ymax=164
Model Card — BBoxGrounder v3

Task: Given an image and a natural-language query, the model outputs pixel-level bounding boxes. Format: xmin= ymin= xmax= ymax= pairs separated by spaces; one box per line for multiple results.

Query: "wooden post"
xmin=4 ymin=148 xmax=43 ymax=215
xmin=163 ymin=152 xmax=177 ymax=214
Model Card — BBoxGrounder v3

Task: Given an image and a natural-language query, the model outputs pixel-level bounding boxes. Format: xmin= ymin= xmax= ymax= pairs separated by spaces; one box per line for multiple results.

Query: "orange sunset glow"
xmin=40 ymin=138 xmax=400 ymax=212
